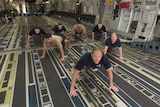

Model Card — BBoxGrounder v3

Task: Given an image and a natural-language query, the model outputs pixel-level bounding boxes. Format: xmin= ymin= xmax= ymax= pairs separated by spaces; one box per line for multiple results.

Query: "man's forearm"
xmin=104 ymin=46 xmax=108 ymax=54
xmin=104 ymin=32 xmax=107 ymax=38
xmin=26 ymin=35 xmax=31 ymax=47
xmin=51 ymin=31 xmax=55 ymax=35
xmin=71 ymin=70 xmax=79 ymax=89
xmin=64 ymin=31 xmax=67 ymax=36
xmin=60 ymin=47 xmax=64 ymax=59
xmin=42 ymin=45 xmax=47 ymax=57
xmin=104 ymin=48 xmax=107 ymax=54
xmin=119 ymin=47 xmax=123 ymax=58
xmin=107 ymin=68 xmax=113 ymax=87
xmin=92 ymin=32 xmax=94 ymax=40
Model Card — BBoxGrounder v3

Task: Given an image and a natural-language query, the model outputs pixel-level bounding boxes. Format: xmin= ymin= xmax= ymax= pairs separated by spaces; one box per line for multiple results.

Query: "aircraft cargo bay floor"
xmin=0 ymin=16 xmax=160 ymax=107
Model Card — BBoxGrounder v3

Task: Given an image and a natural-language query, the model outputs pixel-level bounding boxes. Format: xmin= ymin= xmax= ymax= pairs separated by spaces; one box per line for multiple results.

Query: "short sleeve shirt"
xmin=52 ymin=25 xmax=66 ymax=33
xmin=105 ymin=37 xmax=121 ymax=47
xmin=92 ymin=25 xmax=107 ymax=33
xmin=75 ymin=52 xmax=111 ymax=70
xmin=29 ymin=27 xmax=46 ymax=36
xmin=50 ymin=35 xmax=63 ymax=49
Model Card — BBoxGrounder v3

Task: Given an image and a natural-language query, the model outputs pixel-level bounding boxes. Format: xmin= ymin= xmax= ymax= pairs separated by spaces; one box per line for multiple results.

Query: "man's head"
xmin=76 ymin=21 xmax=82 ymax=28
xmin=57 ymin=23 xmax=63 ymax=30
xmin=91 ymin=47 xmax=103 ymax=64
xmin=98 ymin=23 xmax=103 ymax=30
xmin=45 ymin=37 xmax=53 ymax=44
xmin=111 ymin=32 xmax=118 ymax=43
xmin=44 ymin=33 xmax=53 ymax=44
xmin=34 ymin=27 xmax=40 ymax=34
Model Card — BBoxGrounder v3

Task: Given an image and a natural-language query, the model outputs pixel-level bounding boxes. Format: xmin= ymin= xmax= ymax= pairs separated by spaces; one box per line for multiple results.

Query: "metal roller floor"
xmin=0 ymin=16 xmax=159 ymax=107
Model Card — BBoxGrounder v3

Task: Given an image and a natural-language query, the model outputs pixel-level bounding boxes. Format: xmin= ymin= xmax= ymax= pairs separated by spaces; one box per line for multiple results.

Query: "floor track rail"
xmin=32 ymin=50 xmax=54 ymax=107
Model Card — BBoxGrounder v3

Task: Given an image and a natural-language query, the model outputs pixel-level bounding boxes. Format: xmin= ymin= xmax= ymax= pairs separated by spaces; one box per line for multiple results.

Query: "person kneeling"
xmin=40 ymin=33 xmax=65 ymax=61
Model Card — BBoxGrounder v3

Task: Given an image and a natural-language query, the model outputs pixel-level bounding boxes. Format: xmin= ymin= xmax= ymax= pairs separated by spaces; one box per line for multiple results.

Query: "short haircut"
xmin=58 ymin=23 xmax=63 ymax=25
xmin=111 ymin=32 xmax=117 ymax=37
xmin=77 ymin=21 xmax=81 ymax=24
xmin=44 ymin=33 xmax=51 ymax=38
xmin=34 ymin=27 xmax=40 ymax=29
xmin=92 ymin=47 xmax=103 ymax=54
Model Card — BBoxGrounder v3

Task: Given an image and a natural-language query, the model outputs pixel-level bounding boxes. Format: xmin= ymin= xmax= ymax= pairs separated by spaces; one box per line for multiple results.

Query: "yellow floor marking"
xmin=0 ymin=53 xmax=18 ymax=106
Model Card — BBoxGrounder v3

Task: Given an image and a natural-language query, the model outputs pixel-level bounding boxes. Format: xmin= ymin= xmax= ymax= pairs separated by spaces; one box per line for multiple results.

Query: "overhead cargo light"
xmin=76 ymin=3 xmax=80 ymax=5
xmin=45 ymin=1 xmax=49 ymax=3
xmin=76 ymin=1 xmax=81 ymax=6
xmin=43 ymin=0 xmax=49 ymax=3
